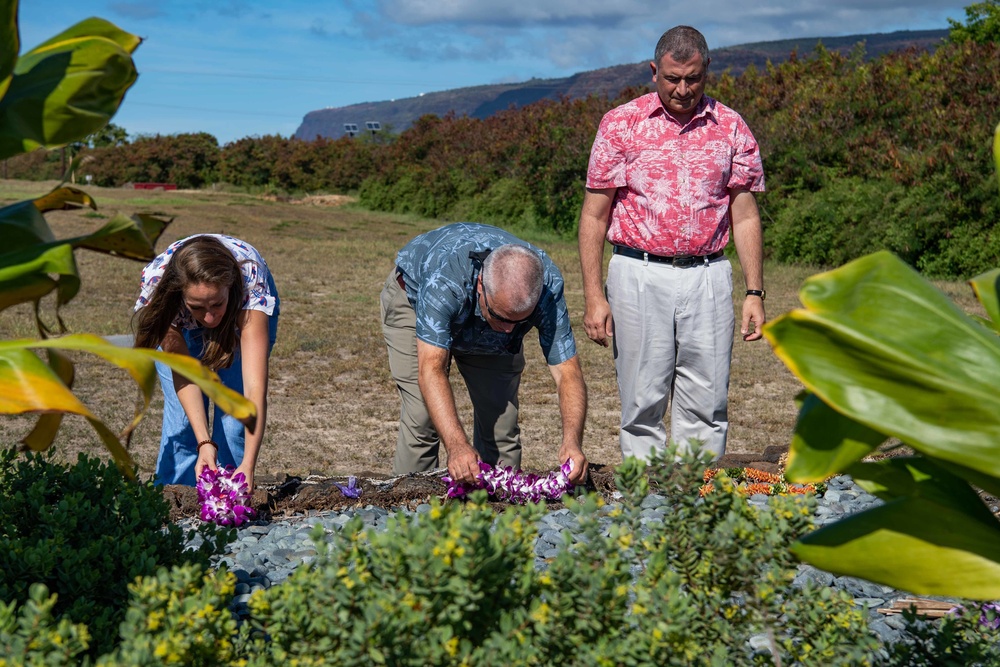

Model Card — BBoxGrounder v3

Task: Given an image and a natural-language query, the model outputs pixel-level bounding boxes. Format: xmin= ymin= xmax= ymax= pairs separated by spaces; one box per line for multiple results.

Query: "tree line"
xmin=5 ymin=37 xmax=1000 ymax=278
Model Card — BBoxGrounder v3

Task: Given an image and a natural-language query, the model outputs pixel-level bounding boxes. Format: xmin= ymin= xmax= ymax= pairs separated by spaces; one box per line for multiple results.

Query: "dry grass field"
xmin=0 ymin=179 xmax=985 ymax=481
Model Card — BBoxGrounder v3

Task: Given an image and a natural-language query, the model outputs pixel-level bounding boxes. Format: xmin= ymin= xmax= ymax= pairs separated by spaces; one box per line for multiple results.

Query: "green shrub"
xmin=876 ymin=606 xmax=1000 ymax=667
xmin=0 ymin=450 xmax=233 ymax=657
xmin=0 ymin=583 xmax=91 ymax=665
xmin=95 ymin=564 xmax=244 ymax=667
xmin=241 ymin=447 xmax=878 ymax=666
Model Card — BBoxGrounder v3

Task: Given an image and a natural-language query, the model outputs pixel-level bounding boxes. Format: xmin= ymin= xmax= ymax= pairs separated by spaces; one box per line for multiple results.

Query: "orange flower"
xmin=699 ymin=483 xmax=714 ymax=496
xmin=743 ymin=468 xmax=783 ymax=484
xmin=703 ymin=468 xmax=719 ymax=482
xmin=741 ymin=482 xmax=775 ymax=496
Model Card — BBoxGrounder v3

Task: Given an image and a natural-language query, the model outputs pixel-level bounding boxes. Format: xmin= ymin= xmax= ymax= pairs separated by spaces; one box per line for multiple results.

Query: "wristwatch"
xmin=745 ymin=289 xmax=765 ymax=300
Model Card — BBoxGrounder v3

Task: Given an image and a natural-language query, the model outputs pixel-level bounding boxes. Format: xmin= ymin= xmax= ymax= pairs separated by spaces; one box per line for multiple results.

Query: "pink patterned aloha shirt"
xmin=586 ymin=92 xmax=765 ymax=257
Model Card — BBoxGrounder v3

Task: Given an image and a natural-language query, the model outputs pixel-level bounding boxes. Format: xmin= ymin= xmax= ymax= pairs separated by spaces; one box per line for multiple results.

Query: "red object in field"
xmin=131 ymin=182 xmax=177 ymax=190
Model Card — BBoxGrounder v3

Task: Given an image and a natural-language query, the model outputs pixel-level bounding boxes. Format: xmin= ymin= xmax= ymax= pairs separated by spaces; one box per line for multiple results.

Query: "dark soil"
xmin=161 ymin=447 xmax=791 ymax=523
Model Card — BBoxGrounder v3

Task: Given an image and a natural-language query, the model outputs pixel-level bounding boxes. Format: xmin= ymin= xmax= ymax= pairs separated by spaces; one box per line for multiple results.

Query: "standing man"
xmin=381 ymin=222 xmax=589 ymax=485
xmin=578 ymin=25 xmax=766 ymax=462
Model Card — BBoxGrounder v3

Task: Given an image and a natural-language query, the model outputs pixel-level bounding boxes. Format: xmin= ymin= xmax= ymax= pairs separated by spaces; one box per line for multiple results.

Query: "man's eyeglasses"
xmin=480 ymin=278 xmax=533 ymax=325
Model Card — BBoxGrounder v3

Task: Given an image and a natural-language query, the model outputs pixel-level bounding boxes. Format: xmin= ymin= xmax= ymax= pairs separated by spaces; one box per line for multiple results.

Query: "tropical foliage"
xmin=0 ymin=0 xmax=255 ymax=474
xmin=760 ymin=121 xmax=1000 ymax=599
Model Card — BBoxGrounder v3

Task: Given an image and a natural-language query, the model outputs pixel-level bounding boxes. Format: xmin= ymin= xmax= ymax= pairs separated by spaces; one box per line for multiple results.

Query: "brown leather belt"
xmin=396 ymin=270 xmax=406 ymax=291
xmin=613 ymin=245 xmax=724 ymax=268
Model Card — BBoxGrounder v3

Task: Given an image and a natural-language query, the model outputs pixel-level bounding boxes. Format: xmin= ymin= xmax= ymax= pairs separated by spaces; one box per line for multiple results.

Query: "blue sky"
xmin=16 ymin=0 xmax=972 ymax=145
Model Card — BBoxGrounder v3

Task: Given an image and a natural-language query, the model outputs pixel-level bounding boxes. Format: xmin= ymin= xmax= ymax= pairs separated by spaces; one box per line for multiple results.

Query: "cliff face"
xmin=294 ymin=29 xmax=947 ymax=140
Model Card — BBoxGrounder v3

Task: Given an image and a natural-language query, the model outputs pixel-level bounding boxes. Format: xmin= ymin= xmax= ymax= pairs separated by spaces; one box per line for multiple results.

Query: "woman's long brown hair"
xmin=132 ymin=235 xmax=246 ymax=370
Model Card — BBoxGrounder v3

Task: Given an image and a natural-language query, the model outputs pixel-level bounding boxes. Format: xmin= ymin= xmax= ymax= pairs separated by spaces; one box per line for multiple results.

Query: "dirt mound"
xmin=161 ymin=447 xmax=790 ymax=523
xmin=162 ymin=464 xmax=623 ymax=523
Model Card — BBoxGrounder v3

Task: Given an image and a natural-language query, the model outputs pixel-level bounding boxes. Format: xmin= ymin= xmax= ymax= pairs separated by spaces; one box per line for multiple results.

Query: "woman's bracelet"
xmin=197 ymin=439 xmax=218 ymax=448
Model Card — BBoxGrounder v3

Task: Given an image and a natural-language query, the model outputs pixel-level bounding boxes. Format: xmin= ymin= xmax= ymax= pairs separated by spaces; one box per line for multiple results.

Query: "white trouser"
xmin=606 ymin=253 xmax=734 ymax=462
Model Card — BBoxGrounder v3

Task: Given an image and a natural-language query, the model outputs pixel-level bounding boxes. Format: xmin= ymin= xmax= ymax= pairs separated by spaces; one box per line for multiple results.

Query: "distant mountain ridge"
xmin=294 ymin=29 xmax=948 ymax=140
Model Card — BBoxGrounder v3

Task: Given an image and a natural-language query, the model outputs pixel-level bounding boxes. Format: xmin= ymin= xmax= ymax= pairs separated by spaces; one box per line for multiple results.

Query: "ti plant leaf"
xmin=764 ymin=251 xmax=1000 ymax=480
xmin=0 ymin=12 xmax=141 ymax=160
xmin=0 ymin=335 xmax=257 ymax=478
xmin=792 ymin=457 xmax=1000 ymax=598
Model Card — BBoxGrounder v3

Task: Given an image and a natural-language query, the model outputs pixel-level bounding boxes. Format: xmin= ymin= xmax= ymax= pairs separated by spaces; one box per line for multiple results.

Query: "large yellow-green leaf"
xmin=0 ymin=200 xmax=169 ymax=317
xmin=845 ymin=456 xmax=998 ymax=525
xmin=0 ymin=346 xmax=137 ymax=474
xmin=21 ymin=348 xmax=73 ymax=451
xmin=0 ymin=0 xmax=17 ymax=92
xmin=1 ymin=334 xmax=257 ymax=431
xmin=19 ymin=16 xmax=141 ymax=58
xmin=763 ymin=251 xmax=1000 ymax=479
xmin=33 ymin=184 xmax=96 ymax=213
xmin=969 ymin=267 xmax=1000 ymax=333
xmin=66 ymin=212 xmax=174 ymax=260
xmin=0 ymin=17 xmax=140 ymax=160
xmin=0 ymin=197 xmax=57 ymax=249
xmin=784 ymin=391 xmax=886 ymax=483
xmin=0 ymin=242 xmax=78 ymax=313
xmin=0 ymin=335 xmax=257 ymax=475
xmin=792 ymin=496 xmax=1000 ymax=599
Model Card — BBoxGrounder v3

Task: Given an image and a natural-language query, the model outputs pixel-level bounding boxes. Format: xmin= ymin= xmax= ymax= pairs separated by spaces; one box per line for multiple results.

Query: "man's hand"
xmin=558 ymin=442 xmax=589 ymax=485
xmin=741 ymin=296 xmax=766 ymax=342
xmin=583 ymin=300 xmax=614 ymax=347
xmin=446 ymin=443 xmax=482 ymax=485
xmin=579 ymin=187 xmax=616 ymax=347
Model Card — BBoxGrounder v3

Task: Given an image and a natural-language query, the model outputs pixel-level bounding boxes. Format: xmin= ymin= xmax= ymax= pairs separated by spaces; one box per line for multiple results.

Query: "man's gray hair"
xmin=654 ymin=25 xmax=709 ymax=66
xmin=482 ymin=244 xmax=543 ymax=314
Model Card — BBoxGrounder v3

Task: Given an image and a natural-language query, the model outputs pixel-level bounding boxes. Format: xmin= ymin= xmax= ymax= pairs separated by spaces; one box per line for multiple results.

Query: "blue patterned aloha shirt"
xmin=395 ymin=223 xmax=577 ymax=365
xmin=135 ymin=234 xmax=278 ymax=330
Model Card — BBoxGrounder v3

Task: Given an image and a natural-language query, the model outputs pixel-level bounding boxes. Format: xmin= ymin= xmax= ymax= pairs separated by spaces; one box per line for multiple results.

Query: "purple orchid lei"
xmin=197 ymin=466 xmax=255 ymax=527
xmin=443 ymin=459 xmax=574 ymax=504
xmin=335 ymin=476 xmax=362 ymax=499
xmin=948 ymin=601 xmax=1000 ymax=629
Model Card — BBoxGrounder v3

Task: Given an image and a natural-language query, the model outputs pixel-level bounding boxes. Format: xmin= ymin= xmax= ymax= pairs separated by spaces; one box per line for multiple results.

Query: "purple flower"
xmin=444 ymin=459 xmax=574 ymax=504
xmin=980 ymin=602 xmax=1000 ymax=629
xmin=197 ymin=466 xmax=254 ymax=527
xmin=335 ymin=476 xmax=362 ymax=499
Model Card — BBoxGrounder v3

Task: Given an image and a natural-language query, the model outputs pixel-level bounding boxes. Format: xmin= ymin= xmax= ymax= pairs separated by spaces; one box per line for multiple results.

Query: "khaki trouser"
xmin=380 ymin=268 xmax=525 ymax=474
xmin=606 ymin=254 xmax=734 ymax=462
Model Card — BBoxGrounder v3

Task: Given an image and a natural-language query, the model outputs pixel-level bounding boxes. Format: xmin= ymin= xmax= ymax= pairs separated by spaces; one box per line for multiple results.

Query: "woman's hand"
xmin=195 ymin=441 xmax=218 ymax=482
xmin=235 ymin=461 xmax=255 ymax=493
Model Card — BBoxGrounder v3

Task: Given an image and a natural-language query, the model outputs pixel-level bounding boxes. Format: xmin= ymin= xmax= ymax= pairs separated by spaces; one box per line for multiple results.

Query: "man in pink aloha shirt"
xmin=578 ymin=25 xmax=766 ymax=463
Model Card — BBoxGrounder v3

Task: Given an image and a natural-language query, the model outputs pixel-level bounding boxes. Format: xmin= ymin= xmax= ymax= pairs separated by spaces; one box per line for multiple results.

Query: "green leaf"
xmin=969 ymin=268 xmax=1000 ymax=334
xmin=0 ymin=0 xmax=17 ymax=92
xmin=0 ymin=17 xmax=140 ymax=159
xmin=68 ymin=212 xmax=173 ymax=260
xmin=764 ymin=251 xmax=1000 ymax=479
xmin=21 ymin=348 xmax=74 ymax=451
xmin=792 ymin=496 xmax=1000 ymax=599
xmin=845 ymin=456 xmax=998 ymax=526
xmin=784 ymin=392 xmax=886 ymax=483
xmin=0 ymin=242 xmax=79 ymax=313
xmin=0 ymin=334 xmax=257 ymax=474
xmin=0 ymin=197 xmax=57 ymax=249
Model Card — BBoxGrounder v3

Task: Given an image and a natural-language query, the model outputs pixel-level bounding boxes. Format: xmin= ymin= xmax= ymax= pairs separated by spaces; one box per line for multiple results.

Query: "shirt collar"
xmin=642 ymin=92 xmax=716 ymax=125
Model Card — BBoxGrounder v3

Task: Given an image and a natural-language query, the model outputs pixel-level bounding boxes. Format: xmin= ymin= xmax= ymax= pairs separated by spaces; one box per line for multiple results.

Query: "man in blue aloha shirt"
xmin=381 ymin=222 xmax=589 ymax=486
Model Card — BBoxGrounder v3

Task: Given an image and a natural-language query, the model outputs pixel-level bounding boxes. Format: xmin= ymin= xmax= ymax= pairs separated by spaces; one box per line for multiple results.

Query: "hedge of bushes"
xmin=3 ymin=448 xmax=1000 ymax=665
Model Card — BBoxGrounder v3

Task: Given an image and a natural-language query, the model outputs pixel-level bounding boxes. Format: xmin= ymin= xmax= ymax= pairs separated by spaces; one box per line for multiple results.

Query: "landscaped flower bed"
xmin=700 ymin=467 xmax=823 ymax=497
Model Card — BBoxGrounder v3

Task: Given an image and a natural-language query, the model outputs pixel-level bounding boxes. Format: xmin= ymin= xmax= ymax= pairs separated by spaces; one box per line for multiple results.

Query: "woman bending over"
xmin=133 ymin=234 xmax=279 ymax=490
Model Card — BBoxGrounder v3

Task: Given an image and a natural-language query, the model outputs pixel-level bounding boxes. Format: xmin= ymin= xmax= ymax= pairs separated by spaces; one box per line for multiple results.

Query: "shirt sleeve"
xmin=535 ymin=276 xmax=577 ymax=366
xmin=728 ymin=117 xmax=765 ymax=193
xmin=586 ymin=110 xmax=629 ymax=190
